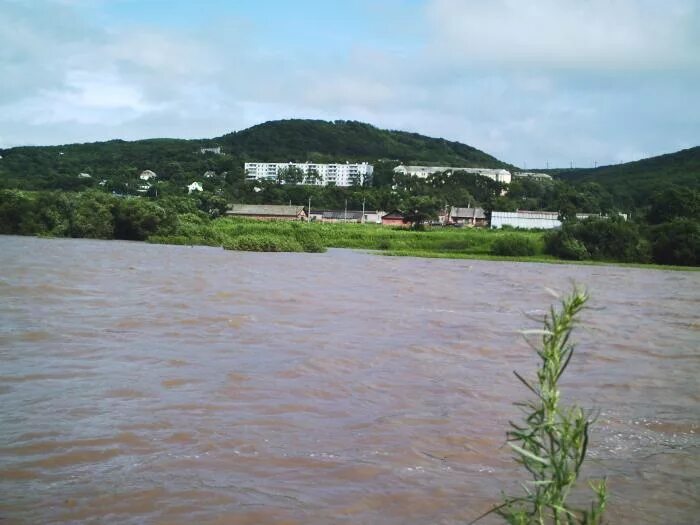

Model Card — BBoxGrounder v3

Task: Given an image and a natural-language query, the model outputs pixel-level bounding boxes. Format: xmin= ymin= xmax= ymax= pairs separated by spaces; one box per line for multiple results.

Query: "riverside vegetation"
xmin=0 ymin=188 xmax=698 ymax=266
xmin=476 ymin=287 xmax=607 ymax=525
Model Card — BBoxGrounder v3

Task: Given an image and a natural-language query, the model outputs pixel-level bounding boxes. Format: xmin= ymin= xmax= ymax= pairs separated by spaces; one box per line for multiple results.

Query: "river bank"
xmin=149 ymin=216 xmax=699 ymax=271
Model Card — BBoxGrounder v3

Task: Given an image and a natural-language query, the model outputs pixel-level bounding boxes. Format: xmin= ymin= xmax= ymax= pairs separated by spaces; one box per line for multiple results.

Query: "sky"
xmin=1 ymin=0 xmax=699 ymax=167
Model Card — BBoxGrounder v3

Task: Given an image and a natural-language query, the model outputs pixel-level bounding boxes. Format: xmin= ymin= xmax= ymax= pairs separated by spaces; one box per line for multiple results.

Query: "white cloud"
xmin=104 ymin=30 xmax=220 ymax=78
xmin=0 ymin=0 xmax=697 ymax=167
xmin=1 ymin=70 xmax=165 ymax=126
xmin=426 ymin=0 xmax=700 ymax=70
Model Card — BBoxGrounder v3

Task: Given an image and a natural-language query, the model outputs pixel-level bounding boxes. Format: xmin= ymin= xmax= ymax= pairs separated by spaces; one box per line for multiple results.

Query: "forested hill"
xmin=553 ymin=146 xmax=700 ymax=207
xmin=0 ymin=119 xmax=509 ymax=189
xmin=216 ymin=119 xmax=510 ymax=167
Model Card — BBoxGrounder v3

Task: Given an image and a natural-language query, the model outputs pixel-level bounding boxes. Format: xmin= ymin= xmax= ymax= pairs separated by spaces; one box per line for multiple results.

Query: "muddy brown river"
xmin=1 ymin=236 xmax=698 ymax=524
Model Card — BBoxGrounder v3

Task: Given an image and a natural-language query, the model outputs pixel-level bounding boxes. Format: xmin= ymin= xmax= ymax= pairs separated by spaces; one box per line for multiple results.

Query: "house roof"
xmin=493 ymin=211 xmax=559 ymax=219
xmin=382 ymin=210 xmax=405 ymax=219
xmin=450 ymin=206 xmax=486 ymax=219
xmin=227 ymin=204 xmax=305 ymax=216
xmin=321 ymin=210 xmax=364 ymax=220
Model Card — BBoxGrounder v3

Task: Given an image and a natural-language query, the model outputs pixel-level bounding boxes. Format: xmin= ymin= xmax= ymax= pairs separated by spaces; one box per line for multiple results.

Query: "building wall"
xmin=491 ymin=211 xmax=561 ymax=229
xmin=393 ymin=165 xmax=512 ymax=185
xmin=229 ymin=213 xmax=305 ymax=221
xmin=381 ymin=217 xmax=406 ymax=227
xmin=244 ymin=162 xmax=374 ymax=187
xmin=363 ymin=212 xmax=383 ymax=224
xmin=513 ymin=172 xmax=552 ymax=181
xmin=491 ymin=211 xmax=616 ymax=229
xmin=309 ymin=210 xmax=384 ymax=223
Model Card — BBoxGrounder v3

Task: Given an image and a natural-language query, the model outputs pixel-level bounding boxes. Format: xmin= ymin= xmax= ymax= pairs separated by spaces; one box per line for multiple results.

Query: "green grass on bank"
xmin=147 ymin=216 xmax=699 ymax=270
xmin=149 ymin=215 xmax=546 ymax=255
xmin=380 ymin=249 xmax=698 ymax=270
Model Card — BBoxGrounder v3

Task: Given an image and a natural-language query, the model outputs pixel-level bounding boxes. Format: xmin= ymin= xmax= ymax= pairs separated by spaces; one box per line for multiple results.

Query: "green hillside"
xmin=0 ymin=119 xmax=508 ymax=190
xmin=218 ymin=119 xmax=510 ymax=166
xmin=553 ymin=146 xmax=700 ymax=208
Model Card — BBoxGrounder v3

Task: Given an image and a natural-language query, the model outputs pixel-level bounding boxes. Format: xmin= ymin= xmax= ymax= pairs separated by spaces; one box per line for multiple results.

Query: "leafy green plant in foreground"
xmin=477 ymin=287 xmax=607 ymax=525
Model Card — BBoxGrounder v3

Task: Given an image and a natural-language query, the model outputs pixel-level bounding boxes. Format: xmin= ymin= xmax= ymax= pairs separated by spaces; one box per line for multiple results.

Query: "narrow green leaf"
xmin=508 ymin=443 xmax=550 ymax=465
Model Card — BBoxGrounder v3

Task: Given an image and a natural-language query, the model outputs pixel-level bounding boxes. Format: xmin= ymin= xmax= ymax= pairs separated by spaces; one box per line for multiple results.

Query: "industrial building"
xmin=491 ymin=211 xmax=604 ymax=229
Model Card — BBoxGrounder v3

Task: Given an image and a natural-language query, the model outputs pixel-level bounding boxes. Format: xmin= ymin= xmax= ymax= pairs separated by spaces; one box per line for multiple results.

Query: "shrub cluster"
xmin=222 ymin=234 xmax=303 ymax=252
xmin=648 ymin=219 xmax=699 ymax=266
xmin=291 ymin=227 xmax=325 ymax=253
xmin=545 ymin=217 xmax=650 ymax=263
xmin=490 ymin=234 xmax=539 ymax=256
xmin=218 ymin=223 xmax=327 ymax=253
xmin=0 ymin=189 xmax=177 ymax=241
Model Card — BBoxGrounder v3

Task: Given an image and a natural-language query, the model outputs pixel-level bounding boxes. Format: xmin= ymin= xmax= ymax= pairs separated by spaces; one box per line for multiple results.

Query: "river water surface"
xmin=1 ymin=236 xmax=698 ymax=524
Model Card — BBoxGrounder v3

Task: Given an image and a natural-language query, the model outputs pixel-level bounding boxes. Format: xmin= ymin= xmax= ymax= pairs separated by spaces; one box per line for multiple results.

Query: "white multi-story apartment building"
xmin=244 ymin=162 xmax=373 ymax=187
xmin=513 ymin=171 xmax=552 ymax=181
xmin=393 ymin=165 xmax=512 ymax=185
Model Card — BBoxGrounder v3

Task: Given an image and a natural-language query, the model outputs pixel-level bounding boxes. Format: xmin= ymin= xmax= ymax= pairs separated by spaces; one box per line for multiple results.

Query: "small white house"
xmin=187 ymin=181 xmax=204 ymax=193
xmin=77 ymin=172 xmax=92 ymax=178
xmin=139 ymin=170 xmax=157 ymax=181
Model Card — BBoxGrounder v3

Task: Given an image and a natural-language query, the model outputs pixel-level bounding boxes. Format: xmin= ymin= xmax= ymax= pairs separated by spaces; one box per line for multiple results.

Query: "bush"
xmin=70 ymin=191 xmax=115 ymax=239
xmin=490 ymin=234 xmax=538 ymax=256
xmin=649 ymin=219 xmax=699 ymax=266
xmin=545 ymin=217 xmax=650 ymax=263
xmin=291 ymin=227 xmax=326 ymax=253
xmin=113 ymin=199 xmax=170 ymax=241
xmin=0 ymin=190 xmax=42 ymax=235
xmin=376 ymin=238 xmax=392 ymax=250
xmin=439 ymin=239 xmax=472 ymax=251
xmin=222 ymin=234 xmax=303 ymax=252
xmin=545 ymin=232 xmax=590 ymax=260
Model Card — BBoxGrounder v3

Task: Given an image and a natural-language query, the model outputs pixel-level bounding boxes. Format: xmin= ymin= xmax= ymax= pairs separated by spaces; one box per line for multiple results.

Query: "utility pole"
xmin=361 ymin=197 xmax=366 ymax=224
xmin=344 ymin=199 xmax=348 ymax=223
xmin=308 ymin=196 xmax=311 ymax=223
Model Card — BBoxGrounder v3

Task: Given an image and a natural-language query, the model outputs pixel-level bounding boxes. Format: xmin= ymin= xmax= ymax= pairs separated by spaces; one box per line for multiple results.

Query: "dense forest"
xmin=217 ymin=120 xmax=512 ymax=166
xmin=0 ymin=119 xmax=508 ymax=192
xmin=1 ymin=118 xmax=696 ymax=213
xmin=0 ymin=119 xmax=697 ymax=265
xmin=553 ymin=146 xmax=700 ymax=209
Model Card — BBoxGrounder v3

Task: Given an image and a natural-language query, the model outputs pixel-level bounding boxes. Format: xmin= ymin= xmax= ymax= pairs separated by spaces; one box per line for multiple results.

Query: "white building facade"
xmin=393 ymin=165 xmax=512 ymax=185
xmin=491 ymin=211 xmax=561 ymax=229
xmin=491 ymin=211 xmax=605 ymax=229
xmin=513 ymin=171 xmax=552 ymax=181
xmin=187 ymin=181 xmax=204 ymax=193
xmin=200 ymin=146 xmax=222 ymax=155
xmin=244 ymin=162 xmax=373 ymax=187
